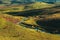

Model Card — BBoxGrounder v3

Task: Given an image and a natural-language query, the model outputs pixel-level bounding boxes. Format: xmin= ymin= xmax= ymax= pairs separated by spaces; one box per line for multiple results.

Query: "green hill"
xmin=0 ymin=14 xmax=60 ymax=40
xmin=0 ymin=2 xmax=60 ymax=40
xmin=0 ymin=2 xmax=55 ymax=13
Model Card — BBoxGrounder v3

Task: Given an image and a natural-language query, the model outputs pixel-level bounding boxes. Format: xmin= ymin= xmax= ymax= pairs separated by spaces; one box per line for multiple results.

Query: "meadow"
xmin=0 ymin=2 xmax=60 ymax=40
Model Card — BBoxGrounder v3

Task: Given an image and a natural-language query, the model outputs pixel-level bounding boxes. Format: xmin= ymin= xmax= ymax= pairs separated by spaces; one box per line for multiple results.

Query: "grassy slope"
xmin=0 ymin=2 xmax=55 ymax=13
xmin=0 ymin=13 xmax=60 ymax=40
xmin=0 ymin=2 xmax=60 ymax=40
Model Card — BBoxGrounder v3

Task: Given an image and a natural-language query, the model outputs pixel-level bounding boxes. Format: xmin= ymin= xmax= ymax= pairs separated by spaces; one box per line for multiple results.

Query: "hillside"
xmin=0 ymin=2 xmax=54 ymax=13
xmin=0 ymin=14 xmax=60 ymax=40
xmin=0 ymin=2 xmax=60 ymax=40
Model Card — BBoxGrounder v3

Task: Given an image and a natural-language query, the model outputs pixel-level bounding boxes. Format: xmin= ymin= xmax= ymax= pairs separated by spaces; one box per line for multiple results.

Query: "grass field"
xmin=0 ymin=2 xmax=60 ymax=40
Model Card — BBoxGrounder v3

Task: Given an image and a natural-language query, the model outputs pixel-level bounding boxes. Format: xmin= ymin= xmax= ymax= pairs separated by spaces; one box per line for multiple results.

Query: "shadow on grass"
xmin=36 ymin=19 xmax=60 ymax=34
xmin=6 ymin=5 xmax=60 ymax=17
xmin=5 ymin=5 xmax=60 ymax=34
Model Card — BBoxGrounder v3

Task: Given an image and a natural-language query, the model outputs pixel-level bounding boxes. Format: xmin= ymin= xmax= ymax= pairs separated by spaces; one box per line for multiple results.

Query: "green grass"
xmin=0 ymin=2 xmax=55 ymax=13
xmin=0 ymin=13 xmax=60 ymax=40
xmin=0 ymin=2 xmax=60 ymax=40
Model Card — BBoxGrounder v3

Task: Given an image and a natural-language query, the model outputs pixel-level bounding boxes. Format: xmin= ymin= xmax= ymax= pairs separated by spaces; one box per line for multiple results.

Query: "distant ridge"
xmin=0 ymin=0 xmax=60 ymax=5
